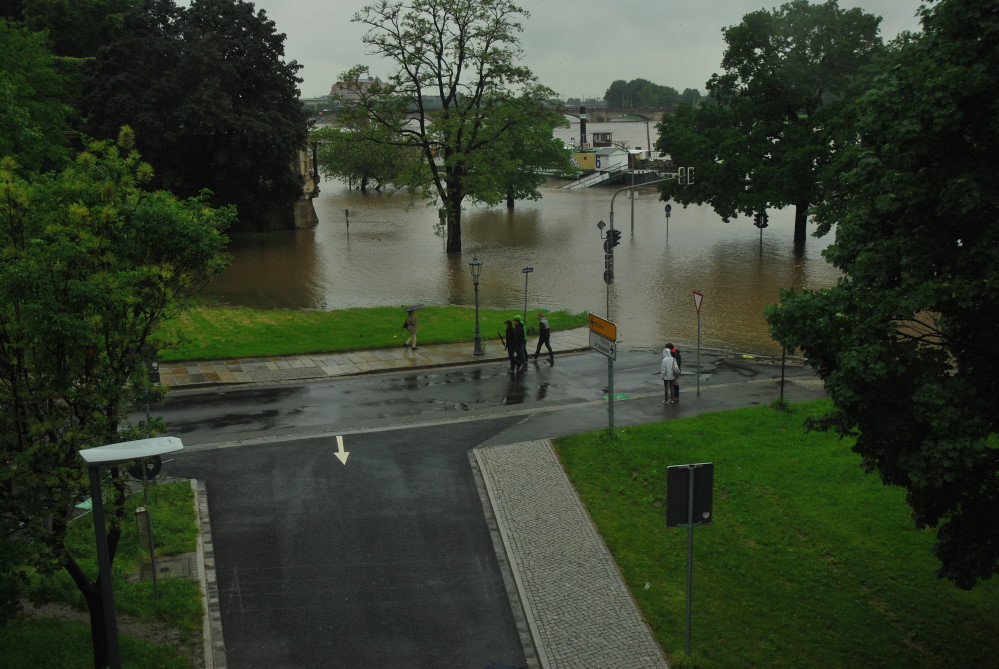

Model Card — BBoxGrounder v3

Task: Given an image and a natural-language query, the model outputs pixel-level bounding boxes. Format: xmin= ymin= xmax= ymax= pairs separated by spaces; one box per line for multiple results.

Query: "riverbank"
xmin=156 ymin=305 xmax=588 ymax=362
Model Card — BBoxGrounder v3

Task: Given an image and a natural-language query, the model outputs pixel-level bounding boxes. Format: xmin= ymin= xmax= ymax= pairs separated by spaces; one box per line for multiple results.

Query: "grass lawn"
xmin=155 ymin=305 xmax=588 ymax=361
xmin=2 ymin=481 xmax=203 ymax=668
xmin=554 ymin=400 xmax=999 ymax=668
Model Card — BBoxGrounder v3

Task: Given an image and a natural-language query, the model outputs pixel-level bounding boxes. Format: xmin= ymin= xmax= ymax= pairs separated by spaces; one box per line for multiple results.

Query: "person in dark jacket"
xmin=669 ymin=343 xmax=682 ymax=400
xmin=512 ymin=315 xmax=528 ymax=370
xmin=503 ymin=320 xmax=518 ymax=372
xmin=533 ymin=312 xmax=554 ymax=361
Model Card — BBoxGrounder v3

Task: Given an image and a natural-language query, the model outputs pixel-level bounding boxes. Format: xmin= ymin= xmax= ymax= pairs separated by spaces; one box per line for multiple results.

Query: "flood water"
xmin=202 ymin=121 xmax=840 ymax=355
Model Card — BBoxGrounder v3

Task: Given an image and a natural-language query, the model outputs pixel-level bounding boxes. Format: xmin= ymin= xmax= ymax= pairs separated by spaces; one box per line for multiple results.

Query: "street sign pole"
xmin=666 ymin=462 xmax=714 ymax=660
xmin=522 ymin=267 xmax=533 ymax=317
xmin=693 ymin=291 xmax=703 ymax=396
xmin=588 ymin=314 xmax=618 ymax=433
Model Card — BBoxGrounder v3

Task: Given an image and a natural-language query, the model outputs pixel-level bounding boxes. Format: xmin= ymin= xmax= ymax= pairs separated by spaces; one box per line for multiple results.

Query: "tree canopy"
xmin=0 ymin=18 xmax=73 ymax=173
xmin=656 ymin=0 xmax=883 ymax=244
xmin=766 ymin=0 xmax=999 ymax=588
xmin=80 ymin=0 xmax=309 ymax=231
xmin=338 ymin=0 xmax=570 ymax=253
xmin=0 ymin=130 xmax=231 ymax=662
xmin=603 ymin=78 xmax=696 ymax=110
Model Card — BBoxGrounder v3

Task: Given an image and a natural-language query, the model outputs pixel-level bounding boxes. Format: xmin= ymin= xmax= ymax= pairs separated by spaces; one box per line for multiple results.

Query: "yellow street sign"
xmin=588 ymin=313 xmax=617 ymax=341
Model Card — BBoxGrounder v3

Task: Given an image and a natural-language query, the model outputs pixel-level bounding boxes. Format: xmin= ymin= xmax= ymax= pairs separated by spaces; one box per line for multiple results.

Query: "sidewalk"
xmin=159 ymin=327 xmax=594 ymax=389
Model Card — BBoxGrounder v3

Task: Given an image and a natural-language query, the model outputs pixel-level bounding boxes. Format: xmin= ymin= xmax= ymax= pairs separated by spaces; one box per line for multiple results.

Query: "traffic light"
xmin=609 ymin=229 xmax=622 ymax=248
xmin=753 ymin=212 xmax=769 ymax=229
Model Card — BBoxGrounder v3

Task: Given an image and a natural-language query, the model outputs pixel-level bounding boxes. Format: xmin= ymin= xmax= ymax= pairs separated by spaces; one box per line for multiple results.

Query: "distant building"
xmin=332 ymin=75 xmax=382 ymax=104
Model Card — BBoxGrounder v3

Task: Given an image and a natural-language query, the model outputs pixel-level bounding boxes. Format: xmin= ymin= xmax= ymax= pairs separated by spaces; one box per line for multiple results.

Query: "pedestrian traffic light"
xmin=609 ymin=229 xmax=622 ymax=248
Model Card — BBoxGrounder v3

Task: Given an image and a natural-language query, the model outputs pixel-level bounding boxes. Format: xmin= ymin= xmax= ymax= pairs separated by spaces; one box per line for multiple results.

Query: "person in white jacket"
xmin=660 ymin=343 xmax=681 ymax=404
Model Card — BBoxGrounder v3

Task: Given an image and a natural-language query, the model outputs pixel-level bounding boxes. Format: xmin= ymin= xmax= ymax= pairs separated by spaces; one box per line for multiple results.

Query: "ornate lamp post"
xmin=469 ymin=256 xmax=483 ymax=355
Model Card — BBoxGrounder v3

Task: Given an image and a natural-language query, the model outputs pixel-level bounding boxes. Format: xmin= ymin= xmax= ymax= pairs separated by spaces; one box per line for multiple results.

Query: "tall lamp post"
xmin=79 ymin=436 xmax=184 ymax=669
xmin=469 ymin=255 xmax=483 ymax=356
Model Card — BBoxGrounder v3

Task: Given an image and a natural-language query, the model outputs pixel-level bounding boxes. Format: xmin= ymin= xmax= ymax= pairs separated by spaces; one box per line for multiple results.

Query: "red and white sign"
xmin=693 ymin=291 xmax=704 ymax=314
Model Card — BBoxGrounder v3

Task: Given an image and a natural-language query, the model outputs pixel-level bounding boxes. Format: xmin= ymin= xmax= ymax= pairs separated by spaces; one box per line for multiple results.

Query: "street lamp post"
xmin=469 ymin=256 xmax=483 ymax=356
xmin=79 ymin=436 xmax=184 ymax=669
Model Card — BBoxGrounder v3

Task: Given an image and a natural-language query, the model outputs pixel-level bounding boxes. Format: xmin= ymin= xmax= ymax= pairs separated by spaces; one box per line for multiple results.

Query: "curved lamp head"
xmin=79 ymin=436 xmax=183 ymax=467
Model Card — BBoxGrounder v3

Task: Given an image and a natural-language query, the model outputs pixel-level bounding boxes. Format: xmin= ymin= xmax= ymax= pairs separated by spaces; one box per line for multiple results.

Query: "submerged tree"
xmin=340 ymin=0 xmax=568 ymax=253
xmin=0 ymin=129 xmax=231 ymax=665
xmin=657 ymin=0 xmax=882 ymax=244
xmin=767 ymin=0 xmax=999 ymax=588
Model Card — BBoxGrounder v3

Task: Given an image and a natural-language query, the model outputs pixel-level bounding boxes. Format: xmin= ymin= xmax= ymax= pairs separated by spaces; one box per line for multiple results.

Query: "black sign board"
xmin=666 ymin=463 xmax=714 ymax=527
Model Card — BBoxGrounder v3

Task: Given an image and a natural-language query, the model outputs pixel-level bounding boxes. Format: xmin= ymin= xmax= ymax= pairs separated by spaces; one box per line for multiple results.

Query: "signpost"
xmin=667 ymin=462 xmax=714 ymax=658
xmin=522 ymin=266 xmax=533 ymax=317
xmin=693 ymin=291 xmax=703 ymax=396
xmin=588 ymin=313 xmax=618 ymax=431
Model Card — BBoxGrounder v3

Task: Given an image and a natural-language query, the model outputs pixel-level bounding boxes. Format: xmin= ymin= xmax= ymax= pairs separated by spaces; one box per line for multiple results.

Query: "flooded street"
xmin=202 ymin=121 xmax=839 ymax=355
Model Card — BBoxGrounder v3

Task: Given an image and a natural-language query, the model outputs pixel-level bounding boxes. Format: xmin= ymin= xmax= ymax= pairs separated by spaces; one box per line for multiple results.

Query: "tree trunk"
xmin=506 ymin=186 xmax=514 ymax=209
xmin=794 ymin=201 xmax=809 ymax=246
xmin=65 ymin=555 xmax=110 ymax=668
xmin=443 ymin=186 xmax=463 ymax=253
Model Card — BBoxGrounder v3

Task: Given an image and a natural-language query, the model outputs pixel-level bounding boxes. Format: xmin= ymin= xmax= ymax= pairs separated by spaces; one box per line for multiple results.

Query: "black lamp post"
xmin=79 ymin=437 xmax=184 ymax=669
xmin=469 ymin=255 xmax=483 ymax=355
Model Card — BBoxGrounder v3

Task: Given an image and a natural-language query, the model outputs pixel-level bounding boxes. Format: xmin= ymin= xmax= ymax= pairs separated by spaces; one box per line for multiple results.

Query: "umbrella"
xmin=405 ymin=304 xmax=426 ymax=312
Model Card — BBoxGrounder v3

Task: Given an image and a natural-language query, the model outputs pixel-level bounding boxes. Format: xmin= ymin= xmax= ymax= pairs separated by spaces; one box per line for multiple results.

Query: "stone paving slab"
xmin=475 ymin=440 xmax=670 ymax=669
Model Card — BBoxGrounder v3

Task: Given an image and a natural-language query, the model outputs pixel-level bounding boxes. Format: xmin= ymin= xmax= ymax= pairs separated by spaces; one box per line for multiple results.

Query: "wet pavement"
xmin=169 ymin=330 xmax=827 ymax=668
xmin=159 ymin=328 xmax=595 ymax=389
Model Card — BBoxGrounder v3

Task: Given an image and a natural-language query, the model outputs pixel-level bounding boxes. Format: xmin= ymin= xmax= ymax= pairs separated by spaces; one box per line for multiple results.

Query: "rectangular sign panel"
xmin=588 ymin=313 xmax=617 ymax=341
xmin=666 ymin=463 xmax=714 ymax=528
xmin=588 ymin=329 xmax=616 ymax=360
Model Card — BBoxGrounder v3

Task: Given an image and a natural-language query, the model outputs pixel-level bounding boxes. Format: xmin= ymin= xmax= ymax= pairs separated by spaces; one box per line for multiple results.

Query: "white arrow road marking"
xmin=334 ymin=435 xmax=350 ymax=465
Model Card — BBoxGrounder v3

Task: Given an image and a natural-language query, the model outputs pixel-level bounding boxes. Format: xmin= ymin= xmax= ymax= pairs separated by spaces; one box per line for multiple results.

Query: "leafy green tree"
xmin=0 ymin=19 xmax=73 ymax=173
xmin=604 ymin=79 xmax=628 ymax=108
xmin=340 ymin=0 xmax=564 ymax=253
xmin=657 ymin=0 xmax=882 ymax=244
xmin=21 ymin=0 xmax=139 ymax=58
xmin=80 ymin=0 xmax=309 ymax=231
xmin=311 ymin=122 xmax=424 ymax=193
xmin=766 ymin=0 xmax=999 ymax=588
xmin=0 ymin=129 xmax=231 ymax=663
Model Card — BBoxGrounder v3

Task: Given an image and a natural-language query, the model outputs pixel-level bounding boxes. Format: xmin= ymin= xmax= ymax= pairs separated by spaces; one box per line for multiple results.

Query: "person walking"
xmin=533 ymin=312 xmax=554 ymax=362
xmin=660 ymin=343 xmax=680 ymax=404
xmin=403 ymin=309 xmax=419 ymax=350
xmin=512 ymin=315 xmax=528 ymax=370
xmin=503 ymin=319 xmax=519 ymax=372
xmin=669 ymin=344 xmax=682 ymax=401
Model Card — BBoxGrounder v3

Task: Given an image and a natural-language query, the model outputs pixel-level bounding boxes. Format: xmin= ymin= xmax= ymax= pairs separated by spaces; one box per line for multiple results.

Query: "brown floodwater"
xmin=202 ymin=121 xmax=839 ymax=355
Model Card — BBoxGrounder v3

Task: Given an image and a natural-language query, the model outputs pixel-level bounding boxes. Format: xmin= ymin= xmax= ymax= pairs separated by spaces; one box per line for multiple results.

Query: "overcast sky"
xmin=241 ymin=0 xmax=924 ymax=99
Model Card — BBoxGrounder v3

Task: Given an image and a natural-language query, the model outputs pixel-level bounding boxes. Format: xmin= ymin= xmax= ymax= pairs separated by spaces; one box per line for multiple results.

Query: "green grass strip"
xmin=553 ymin=400 xmax=999 ymax=667
xmin=155 ymin=305 xmax=588 ymax=361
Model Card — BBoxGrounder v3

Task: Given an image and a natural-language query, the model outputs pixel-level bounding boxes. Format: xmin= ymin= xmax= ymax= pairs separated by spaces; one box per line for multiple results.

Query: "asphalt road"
xmin=169 ymin=418 xmax=527 ymax=669
xmin=153 ymin=348 xmax=826 ymax=667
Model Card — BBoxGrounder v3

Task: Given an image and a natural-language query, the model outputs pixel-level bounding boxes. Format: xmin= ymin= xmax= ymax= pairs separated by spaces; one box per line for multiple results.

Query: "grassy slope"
xmin=554 ymin=400 xmax=998 ymax=667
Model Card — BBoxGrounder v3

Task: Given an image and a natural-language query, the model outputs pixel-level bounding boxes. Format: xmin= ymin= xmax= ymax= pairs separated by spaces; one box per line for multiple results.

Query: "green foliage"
xmin=767 ymin=0 xmax=999 ymax=588
xmin=21 ymin=0 xmax=139 ymax=58
xmin=603 ymin=78 xmax=689 ymax=110
xmin=0 ymin=618 xmax=190 ymax=669
xmin=0 ymin=130 xmax=230 ymax=632
xmin=340 ymin=0 xmax=565 ymax=252
xmin=79 ymin=0 xmax=309 ymax=230
xmin=311 ymin=122 xmax=425 ymax=193
xmin=555 ymin=401 xmax=999 ymax=666
xmin=155 ymin=305 xmax=588 ymax=361
xmin=0 ymin=18 xmax=74 ymax=173
xmin=656 ymin=0 xmax=882 ymax=240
